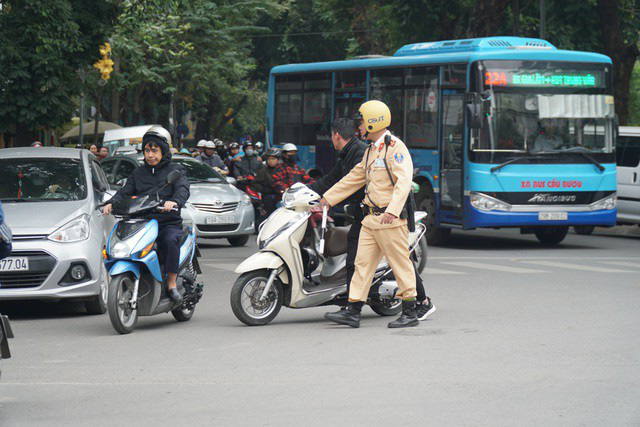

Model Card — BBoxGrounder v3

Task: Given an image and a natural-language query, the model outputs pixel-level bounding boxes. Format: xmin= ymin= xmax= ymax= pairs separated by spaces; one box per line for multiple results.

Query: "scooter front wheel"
xmin=230 ymin=270 xmax=283 ymax=326
xmin=108 ymin=273 xmax=139 ymax=334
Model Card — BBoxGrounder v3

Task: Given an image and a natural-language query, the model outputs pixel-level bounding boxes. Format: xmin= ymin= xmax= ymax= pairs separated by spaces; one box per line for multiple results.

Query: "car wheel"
xmin=228 ymin=235 xmax=249 ymax=247
xmin=85 ymin=263 xmax=108 ymax=315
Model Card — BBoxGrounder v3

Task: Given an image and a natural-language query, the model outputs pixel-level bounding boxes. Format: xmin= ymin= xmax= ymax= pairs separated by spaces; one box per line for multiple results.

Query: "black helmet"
xmin=243 ymin=141 xmax=254 ymax=150
xmin=215 ymin=140 xmax=225 ymax=150
xmin=264 ymin=147 xmax=281 ymax=158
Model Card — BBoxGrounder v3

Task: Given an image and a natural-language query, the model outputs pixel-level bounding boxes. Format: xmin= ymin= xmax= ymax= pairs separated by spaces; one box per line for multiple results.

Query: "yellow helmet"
xmin=356 ymin=100 xmax=391 ymax=133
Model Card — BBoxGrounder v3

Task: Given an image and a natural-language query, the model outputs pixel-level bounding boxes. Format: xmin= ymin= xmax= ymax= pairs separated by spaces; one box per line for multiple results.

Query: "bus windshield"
xmin=473 ymin=60 xmax=615 ymax=161
xmin=477 ymin=93 xmax=615 ymax=153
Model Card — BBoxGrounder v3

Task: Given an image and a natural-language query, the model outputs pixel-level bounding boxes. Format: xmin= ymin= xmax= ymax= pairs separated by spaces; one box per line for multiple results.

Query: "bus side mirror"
xmin=467 ymin=103 xmax=483 ymax=129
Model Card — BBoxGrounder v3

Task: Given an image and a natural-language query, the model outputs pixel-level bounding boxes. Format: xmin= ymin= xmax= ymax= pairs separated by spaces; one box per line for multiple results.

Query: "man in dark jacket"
xmin=311 ymin=118 xmax=435 ymax=319
xmin=197 ymin=140 xmax=228 ymax=175
xmin=102 ymin=126 xmax=190 ymax=303
xmin=252 ymin=147 xmax=281 ymax=215
xmin=234 ymin=141 xmax=262 ymax=179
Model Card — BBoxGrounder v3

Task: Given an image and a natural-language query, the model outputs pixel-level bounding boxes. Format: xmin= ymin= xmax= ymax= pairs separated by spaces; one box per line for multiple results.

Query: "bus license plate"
xmin=539 ymin=212 xmax=568 ymax=221
xmin=0 ymin=257 xmax=29 ymax=272
xmin=206 ymin=215 xmax=235 ymax=224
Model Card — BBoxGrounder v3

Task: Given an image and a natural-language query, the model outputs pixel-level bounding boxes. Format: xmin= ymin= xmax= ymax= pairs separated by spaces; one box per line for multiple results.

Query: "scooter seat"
xmin=179 ymin=225 xmax=191 ymax=247
xmin=323 ymin=226 xmax=350 ymax=257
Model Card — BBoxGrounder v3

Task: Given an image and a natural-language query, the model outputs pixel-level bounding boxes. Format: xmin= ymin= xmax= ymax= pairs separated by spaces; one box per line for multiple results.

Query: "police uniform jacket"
xmin=324 ymin=130 xmax=413 ymax=229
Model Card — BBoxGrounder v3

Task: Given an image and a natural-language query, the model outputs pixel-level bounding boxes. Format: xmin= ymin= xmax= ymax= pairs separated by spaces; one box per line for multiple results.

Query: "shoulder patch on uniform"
xmin=394 ymin=153 xmax=404 ymax=164
xmin=389 ymin=139 xmax=396 ymax=147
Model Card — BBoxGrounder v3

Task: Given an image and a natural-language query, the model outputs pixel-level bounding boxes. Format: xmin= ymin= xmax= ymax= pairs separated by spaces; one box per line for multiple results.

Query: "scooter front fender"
xmin=108 ymin=260 xmax=141 ymax=279
xmin=235 ymin=252 xmax=286 ymax=278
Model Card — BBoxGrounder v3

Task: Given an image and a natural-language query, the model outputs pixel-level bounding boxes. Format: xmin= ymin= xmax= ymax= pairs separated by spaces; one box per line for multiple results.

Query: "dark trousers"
xmin=157 ymin=224 xmax=182 ymax=276
xmin=345 ymin=221 xmax=427 ymax=302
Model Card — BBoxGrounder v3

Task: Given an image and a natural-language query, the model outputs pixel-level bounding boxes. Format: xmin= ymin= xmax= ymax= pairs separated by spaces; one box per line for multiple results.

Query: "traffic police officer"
xmin=320 ymin=100 xmax=419 ymax=328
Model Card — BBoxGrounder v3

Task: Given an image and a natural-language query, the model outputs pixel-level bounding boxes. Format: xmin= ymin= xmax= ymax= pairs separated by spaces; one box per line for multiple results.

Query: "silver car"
xmin=0 ymin=148 xmax=113 ymax=313
xmin=101 ymin=154 xmax=255 ymax=246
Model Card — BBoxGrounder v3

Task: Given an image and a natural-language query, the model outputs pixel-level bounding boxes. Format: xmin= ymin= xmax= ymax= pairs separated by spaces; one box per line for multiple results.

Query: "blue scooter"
xmin=104 ymin=171 xmax=203 ymax=334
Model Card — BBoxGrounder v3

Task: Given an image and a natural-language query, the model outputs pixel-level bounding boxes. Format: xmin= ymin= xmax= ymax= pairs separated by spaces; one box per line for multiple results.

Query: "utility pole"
xmin=540 ymin=0 xmax=546 ymax=39
xmin=513 ymin=0 xmax=520 ymax=36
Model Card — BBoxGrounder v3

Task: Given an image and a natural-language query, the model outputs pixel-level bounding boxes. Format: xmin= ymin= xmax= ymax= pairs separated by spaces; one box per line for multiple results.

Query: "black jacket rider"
xmin=110 ymin=142 xmax=190 ymax=226
xmin=310 ymin=137 xmax=367 ymax=211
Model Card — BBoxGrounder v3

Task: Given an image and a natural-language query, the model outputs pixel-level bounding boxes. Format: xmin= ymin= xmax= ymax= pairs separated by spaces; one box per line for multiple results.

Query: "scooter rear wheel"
xmin=231 ymin=270 xmax=283 ymax=326
xmin=108 ymin=273 xmax=138 ymax=334
xmin=172 ymin=307 xmax=195 ymax=322
xmin=370 ymin=299 xmax=402 ymax=316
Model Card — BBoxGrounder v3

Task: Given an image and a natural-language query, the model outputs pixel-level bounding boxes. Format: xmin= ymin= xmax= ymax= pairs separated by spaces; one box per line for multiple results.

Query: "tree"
xmin=0 ymin=0 xmax=119 ymax=146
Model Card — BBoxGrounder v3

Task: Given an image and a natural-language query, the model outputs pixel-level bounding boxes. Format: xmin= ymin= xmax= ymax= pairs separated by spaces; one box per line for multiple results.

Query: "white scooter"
xmin=231 ymin=183 xmax=427 ymax=326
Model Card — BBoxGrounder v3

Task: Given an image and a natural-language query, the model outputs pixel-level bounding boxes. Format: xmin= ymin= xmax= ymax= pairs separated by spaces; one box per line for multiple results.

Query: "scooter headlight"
xmin=110 ymin=241 xmax=132 ymax=259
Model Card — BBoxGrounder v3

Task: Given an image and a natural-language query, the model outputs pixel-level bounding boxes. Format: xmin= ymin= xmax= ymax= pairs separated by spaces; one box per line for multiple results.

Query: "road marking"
xmin=424 ymin=267 xmax=466 ymax=275
xmin=599 ymin=261 xmax=640 ymax=269
xmin=519 ymin=260 xmax=635 ymax=273
xmin=437 ymin=261 xmax=547 ymax=274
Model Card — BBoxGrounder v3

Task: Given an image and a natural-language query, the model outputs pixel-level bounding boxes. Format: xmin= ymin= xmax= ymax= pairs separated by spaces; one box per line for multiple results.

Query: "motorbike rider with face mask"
xmin=272 ymin=143 xmax=314 ymax=193
xmin=234 ymin=141 xmax=262 ymax=180
xmin=252 ymin=147 xmax=282 ymax=215
xmin=102 ymin=126 xmax=190 ymax=303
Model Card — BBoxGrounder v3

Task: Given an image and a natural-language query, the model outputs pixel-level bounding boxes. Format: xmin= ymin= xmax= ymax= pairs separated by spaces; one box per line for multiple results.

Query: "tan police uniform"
xmin=324 ymin=130 xmax=417 ymax=302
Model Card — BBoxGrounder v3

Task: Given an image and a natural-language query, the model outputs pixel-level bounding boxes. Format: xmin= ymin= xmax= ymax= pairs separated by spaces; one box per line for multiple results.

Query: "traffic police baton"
xmin=318 ymin=205 xmax=328 ymax=255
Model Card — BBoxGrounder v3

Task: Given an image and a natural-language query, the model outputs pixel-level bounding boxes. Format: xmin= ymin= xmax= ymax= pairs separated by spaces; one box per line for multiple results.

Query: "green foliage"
xmin=0 ymin=0 xmax=119 ymax=135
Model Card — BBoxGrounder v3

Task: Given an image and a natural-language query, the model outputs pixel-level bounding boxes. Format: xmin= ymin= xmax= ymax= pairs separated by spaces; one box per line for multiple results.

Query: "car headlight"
xmin=590 ymin=194 xmax=616 ymax=211
xmin=242 ymin=194 xmax=252 ymax=206
xmin=470 ymin=192 xmax=511 ymax=212
xmin=283 ymin=193 xmax=295 ymax=208
xmin=47 ymin=214 xmax=90 ymax=242
xmin=110 ymin=241 xmax=132 ymax=259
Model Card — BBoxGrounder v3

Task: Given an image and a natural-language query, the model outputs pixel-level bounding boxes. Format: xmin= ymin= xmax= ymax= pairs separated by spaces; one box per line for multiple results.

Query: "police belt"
xmin=361 ymin=203 xmax=408 ymax=219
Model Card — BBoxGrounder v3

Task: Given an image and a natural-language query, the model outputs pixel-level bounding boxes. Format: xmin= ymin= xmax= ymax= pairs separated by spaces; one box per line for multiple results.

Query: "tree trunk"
xmin=512 ymin=0 xmax=520 ymax=36
xmin=214 ymin=96 xmax=248 ymax=135
xmin=466 ymin=0 xmax=512 ymax=37
xmin=93 ymin=84 xmax=104 ymax=146
xmin=597 ymin=0 xmax=639 ymax=125
xmin=111 ymin=56 xmax=120 ymax=125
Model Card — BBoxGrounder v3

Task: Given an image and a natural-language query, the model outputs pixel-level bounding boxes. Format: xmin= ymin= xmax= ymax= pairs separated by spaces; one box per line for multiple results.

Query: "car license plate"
xmin=206 ymin=215 xmax=235 ymax=224
xmin=538 ymin=212 xmax=568 ymax=221
xmin=0 ymin=257 xmax=29 ymax=272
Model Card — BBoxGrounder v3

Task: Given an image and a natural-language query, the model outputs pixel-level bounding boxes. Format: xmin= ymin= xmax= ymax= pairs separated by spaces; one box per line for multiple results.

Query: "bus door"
xmin=439 ymin=89 xmax=465 ymax=223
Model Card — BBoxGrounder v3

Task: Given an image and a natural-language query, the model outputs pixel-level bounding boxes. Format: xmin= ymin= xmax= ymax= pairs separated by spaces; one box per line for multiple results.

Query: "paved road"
xmin=1 ymin=227 xmax=639 ymax=425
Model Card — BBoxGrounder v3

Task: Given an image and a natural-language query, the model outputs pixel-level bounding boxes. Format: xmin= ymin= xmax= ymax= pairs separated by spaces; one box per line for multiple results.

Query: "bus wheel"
xmin=533 ymin=226 xmax=569 ymax=245
xmin=573 ymin=225 xmax=595 ymax=235
xmin=416 ymin=187 xmax=450 ymax=246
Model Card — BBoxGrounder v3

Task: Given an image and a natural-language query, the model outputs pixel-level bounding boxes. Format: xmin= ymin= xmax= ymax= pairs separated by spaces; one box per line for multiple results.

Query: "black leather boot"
xmin=325 ymin=302 xmax=362 ymax=328
xmin=388 ymin=299 xmax=419 ymax=328
xmin=169 ymin=287 xmax=183 ymax=304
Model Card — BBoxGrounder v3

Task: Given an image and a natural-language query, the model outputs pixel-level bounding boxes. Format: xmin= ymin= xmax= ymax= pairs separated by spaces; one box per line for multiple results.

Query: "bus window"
xmin=370 ymin=68 xmax=404 ymax=139
xmin=405 ymin=67 xmax=439 ymax=149
xmin=336 ymin=70 xmax=366 ymax=90
xmin=442 ymin=64 xmax=467 ymax=87
xmin=275 ymin=74 xmax=304 ymax=145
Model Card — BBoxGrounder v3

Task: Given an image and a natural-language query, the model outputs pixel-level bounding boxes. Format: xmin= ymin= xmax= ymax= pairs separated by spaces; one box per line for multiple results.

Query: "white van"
xmin=616 ymin=126 xmax=640 ymax=225
xmin=102 ymin=125 xmax=158 ymax=155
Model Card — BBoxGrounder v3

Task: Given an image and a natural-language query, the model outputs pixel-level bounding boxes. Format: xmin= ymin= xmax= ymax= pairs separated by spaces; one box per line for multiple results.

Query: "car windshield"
xmin=0 ymin=158 xmax=87 ymax=202
xmin=476 ymin=93 xmax=615 ymax=154
xmin=174 ymin=159 xmax=226 ymax=183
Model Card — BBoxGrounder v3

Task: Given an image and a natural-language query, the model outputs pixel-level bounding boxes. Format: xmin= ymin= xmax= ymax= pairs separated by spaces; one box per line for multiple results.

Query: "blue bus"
xmin=266 ymin=37 xmax=617 ymax=245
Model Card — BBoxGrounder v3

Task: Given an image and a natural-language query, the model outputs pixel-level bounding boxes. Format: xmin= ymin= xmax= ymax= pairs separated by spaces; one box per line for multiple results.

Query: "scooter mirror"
xmin=166 ymin=170 xmax=181 ymax=184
